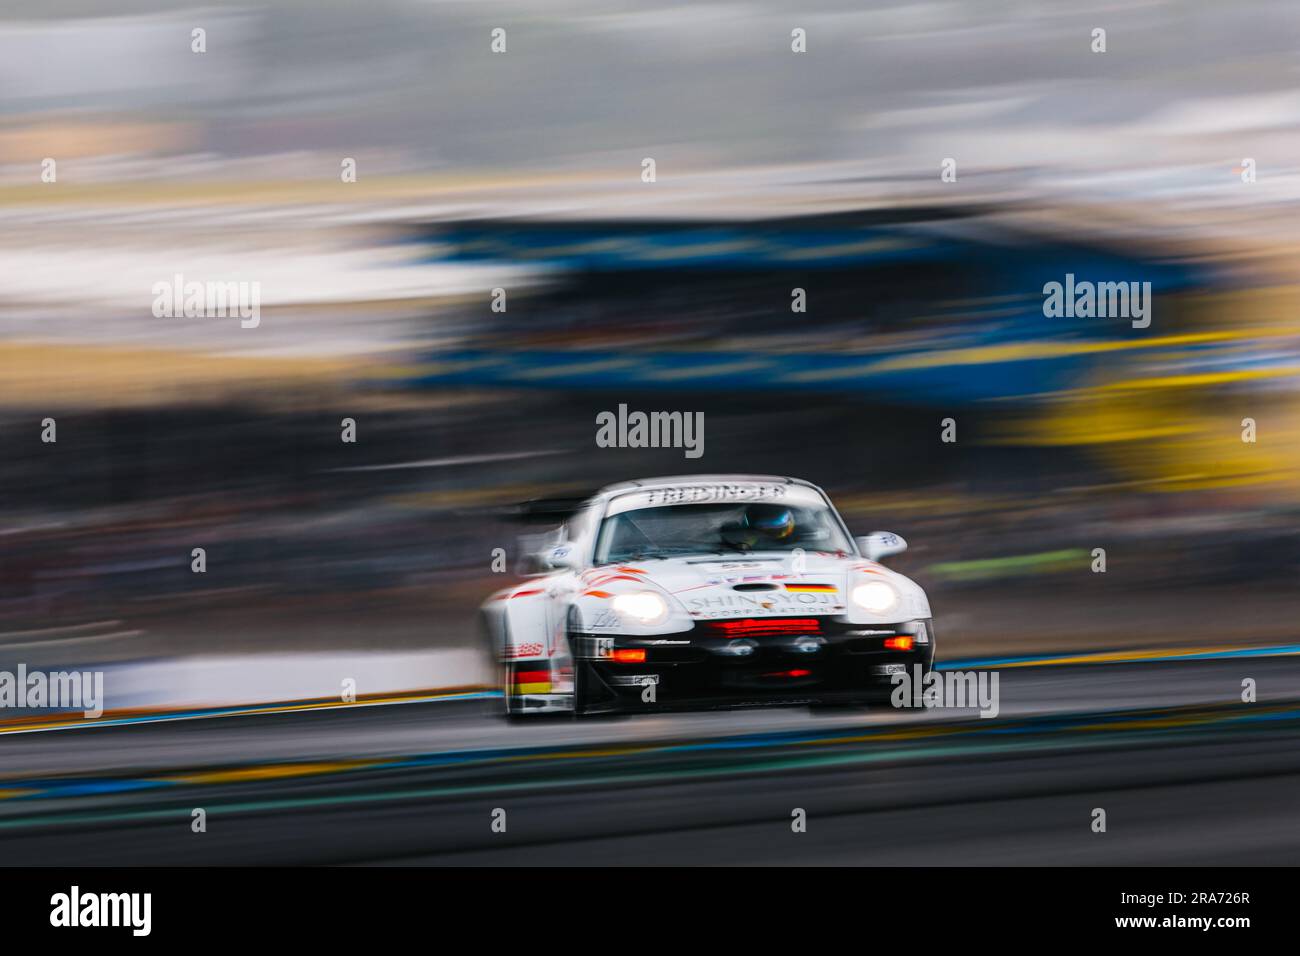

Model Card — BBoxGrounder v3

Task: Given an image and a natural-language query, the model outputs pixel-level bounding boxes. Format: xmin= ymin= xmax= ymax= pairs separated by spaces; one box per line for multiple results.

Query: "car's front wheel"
xmin=568 ymin=622 xmax=593 ymax=718
xmin=567 ymin=610 xmax=610 ymax=718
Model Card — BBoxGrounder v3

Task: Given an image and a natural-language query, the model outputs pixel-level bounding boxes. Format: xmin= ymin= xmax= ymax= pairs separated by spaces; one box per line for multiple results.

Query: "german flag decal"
xmin=784 ymin=583 xmax=837 ymax=593
xmin=510 ymin=668 xmax=552 ymax=695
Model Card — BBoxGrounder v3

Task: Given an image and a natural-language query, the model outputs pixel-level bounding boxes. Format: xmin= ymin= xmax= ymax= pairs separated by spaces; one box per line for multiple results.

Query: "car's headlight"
xmin=851 ymin=581 xmax=899 ymax=613
xmin=611 ymin=591 xmax=669 ymax=624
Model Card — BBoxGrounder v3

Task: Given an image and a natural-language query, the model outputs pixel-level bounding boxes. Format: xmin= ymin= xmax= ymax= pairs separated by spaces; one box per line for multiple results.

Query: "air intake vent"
xmin=700 ymin=618 xmax=824 ymax=637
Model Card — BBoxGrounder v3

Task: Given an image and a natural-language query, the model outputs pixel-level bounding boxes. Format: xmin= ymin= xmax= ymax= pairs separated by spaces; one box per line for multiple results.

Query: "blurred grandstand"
xmin=5 ymin=197 xmax=1300 ymax=672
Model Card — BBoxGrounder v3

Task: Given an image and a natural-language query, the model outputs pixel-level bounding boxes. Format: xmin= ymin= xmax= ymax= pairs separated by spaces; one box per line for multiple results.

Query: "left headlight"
xmin=851 ymin=581 xmax=899 ymax=614
xmin=611 ymin=591 xmax=669 ymax=625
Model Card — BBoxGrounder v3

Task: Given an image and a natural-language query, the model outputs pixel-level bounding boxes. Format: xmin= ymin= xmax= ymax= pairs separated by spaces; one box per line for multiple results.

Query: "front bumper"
xmin=575 ymin=617 xmax=935 ymax=712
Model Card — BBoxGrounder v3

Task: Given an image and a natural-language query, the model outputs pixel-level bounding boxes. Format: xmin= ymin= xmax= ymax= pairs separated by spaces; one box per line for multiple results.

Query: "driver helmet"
xmin=745 ymin=503 xmax=796 ymax=540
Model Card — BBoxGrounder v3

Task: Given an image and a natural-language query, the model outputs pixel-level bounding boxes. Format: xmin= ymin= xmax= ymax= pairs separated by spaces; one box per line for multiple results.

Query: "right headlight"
xmin=851 ymin=581 xmax=899 ymax=613
xmin=611 ymin=591 xmax=669 ymax=625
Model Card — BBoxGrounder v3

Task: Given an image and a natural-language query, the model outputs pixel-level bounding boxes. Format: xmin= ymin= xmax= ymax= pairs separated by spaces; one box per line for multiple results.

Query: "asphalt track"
xmin=0 ymin=654 xmax=1297 ymax=865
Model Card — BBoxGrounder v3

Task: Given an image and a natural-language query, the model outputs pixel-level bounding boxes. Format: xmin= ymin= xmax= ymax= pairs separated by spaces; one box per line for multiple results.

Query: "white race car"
xmin=482 ymin=475 xmax=935 ymax=716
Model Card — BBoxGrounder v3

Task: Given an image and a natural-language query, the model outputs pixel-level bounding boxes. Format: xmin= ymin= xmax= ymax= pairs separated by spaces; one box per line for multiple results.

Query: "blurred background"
xmin=4 ymin=0 xmax=1300 ymax=709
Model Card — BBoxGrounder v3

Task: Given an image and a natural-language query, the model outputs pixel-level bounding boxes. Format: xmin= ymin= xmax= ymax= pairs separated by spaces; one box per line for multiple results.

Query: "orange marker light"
xmin=883 ymin=636 xmax=914 ymax=651
xmin=610 ymin=648 xmax=647 ymax=663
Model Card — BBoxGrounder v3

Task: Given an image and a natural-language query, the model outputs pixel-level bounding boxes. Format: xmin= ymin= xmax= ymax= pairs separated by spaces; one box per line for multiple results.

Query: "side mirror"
xmin=856 ymin=531 xmax=907 ymax=562
xmin=543 ymin=544 xmax=581 ymax=571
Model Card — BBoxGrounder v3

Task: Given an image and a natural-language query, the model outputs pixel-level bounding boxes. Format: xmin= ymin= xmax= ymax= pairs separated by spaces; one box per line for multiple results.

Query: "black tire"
xmin=567 ymin=609 xmax=594 ymax=718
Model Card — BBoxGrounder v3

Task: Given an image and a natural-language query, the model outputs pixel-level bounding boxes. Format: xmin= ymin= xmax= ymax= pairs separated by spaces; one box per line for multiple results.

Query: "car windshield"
xmin=595 ymin=501 xmax=852 ymax=563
